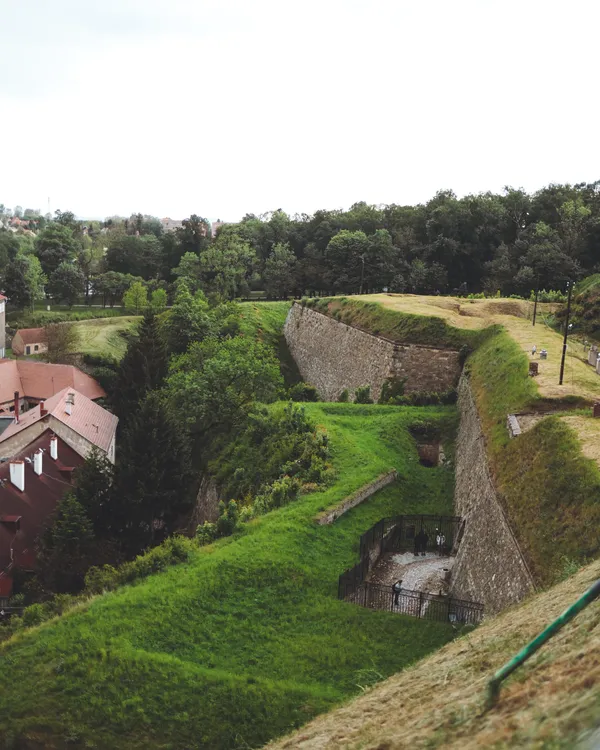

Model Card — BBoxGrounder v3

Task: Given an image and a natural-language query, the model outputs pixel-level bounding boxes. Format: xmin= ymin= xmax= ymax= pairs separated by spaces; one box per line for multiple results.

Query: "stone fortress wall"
xmin=284 ymin=303 xmax=461 ymax=402
xmin=450 ymin=375 xmax=535 ymax=614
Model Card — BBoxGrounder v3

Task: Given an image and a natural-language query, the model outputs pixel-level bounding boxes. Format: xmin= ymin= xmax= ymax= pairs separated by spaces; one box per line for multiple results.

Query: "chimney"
xmin=13 ymin=391 xmax=19 ymax=423
xmin=40 ymin=400 xmax=48 ymax=417
xmin=34 ymin=449 xmax=43 ymax=476
xmin=50 ymin=435 xmax=58 ymax=460
xmin=65 ymin=392 xmax=74 ymax=416
xmin=9 ymin=460 xmax=25 ymax=492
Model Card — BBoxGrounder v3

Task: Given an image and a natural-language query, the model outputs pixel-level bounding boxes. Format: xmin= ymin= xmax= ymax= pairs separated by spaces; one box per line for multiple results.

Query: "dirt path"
xmin=368 ymin=551 xmax=453 ymax=595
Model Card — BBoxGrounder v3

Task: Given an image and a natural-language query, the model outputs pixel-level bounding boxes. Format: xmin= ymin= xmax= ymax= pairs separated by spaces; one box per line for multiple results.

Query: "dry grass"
xmin=267 ymin=560 xmax=600 ymax=750
xmin=72 ymin=316 xmax=140 ymax=359
xmin=561 ymin=416 xmax=600 ymax=467
xmin=367 ymin=294 xmax=600 ymax=402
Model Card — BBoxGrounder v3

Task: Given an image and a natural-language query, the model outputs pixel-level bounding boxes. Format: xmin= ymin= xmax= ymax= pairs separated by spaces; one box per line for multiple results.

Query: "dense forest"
xmin=2 ymin=181 xmax=600 ymax=306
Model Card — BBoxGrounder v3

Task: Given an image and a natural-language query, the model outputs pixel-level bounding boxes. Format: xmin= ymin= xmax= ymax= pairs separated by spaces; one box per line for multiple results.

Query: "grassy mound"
xmin=239 ymin=301 xmax=301 ymax=386
xmin=0 ymin=403 xmax=457 ymax=749
xmin=304 ymin=297 xmax=491 ymax=350
xmin=267 ymin=557 xmax=600 ymax=750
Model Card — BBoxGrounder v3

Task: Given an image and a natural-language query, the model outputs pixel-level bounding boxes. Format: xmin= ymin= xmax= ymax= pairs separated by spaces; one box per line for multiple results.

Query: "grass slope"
xmin=0 ymin=403 xmax=457 ymax=750
xmin=267 ymin=557 xmax=600 ymax=750
xmin=72 ymin=316 xmax=141 ymax=360
xmin=239 ymin=301 xmax=301 ymax=386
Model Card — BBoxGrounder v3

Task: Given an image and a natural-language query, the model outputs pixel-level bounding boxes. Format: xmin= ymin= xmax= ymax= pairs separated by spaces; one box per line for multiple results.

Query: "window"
xmin=34 ymin=345 xmax=38 ymax=352
xmin=26 ymin=346 xmax=30 ymax=355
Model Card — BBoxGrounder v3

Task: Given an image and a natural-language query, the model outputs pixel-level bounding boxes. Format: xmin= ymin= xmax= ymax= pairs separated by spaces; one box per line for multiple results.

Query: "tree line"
xmin=3 ymin=181 xmax=600 ymax=309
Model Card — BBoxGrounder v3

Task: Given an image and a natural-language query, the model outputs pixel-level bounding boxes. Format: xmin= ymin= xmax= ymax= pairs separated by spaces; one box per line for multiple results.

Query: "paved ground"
xmin=368 ymin=551 xmax=453 ymax=596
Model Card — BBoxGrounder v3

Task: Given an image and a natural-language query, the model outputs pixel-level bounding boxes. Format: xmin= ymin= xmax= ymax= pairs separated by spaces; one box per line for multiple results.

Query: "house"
xmin=11 ymin=327 xmax=48 ymax=357
xmin=0 ymin=430 xmax=85 ymax=602
xmin=161 ymin=217 xmax=184 ymax=232
xmin=0 ymin=359 xmax=105 ymax=415
xmin=0 ymin=294 xmax=5 ymax=358
xmin=0 ymin=387 xmax=118 ymax=464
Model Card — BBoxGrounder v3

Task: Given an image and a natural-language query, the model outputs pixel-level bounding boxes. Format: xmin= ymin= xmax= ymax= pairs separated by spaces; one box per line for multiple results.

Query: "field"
xmin=366 ymin=293 xmax=600 ymax=401
xmin=268 ymin=556 xmax=600 ymax=750
xmin=72 ymin=316 xmax=141 ymax=360
xmin=0 ymin=402 xmax=458 ymax=749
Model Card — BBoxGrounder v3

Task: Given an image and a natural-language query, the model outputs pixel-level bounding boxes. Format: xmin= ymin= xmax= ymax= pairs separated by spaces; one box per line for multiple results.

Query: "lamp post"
xmin=559 ymin=281 xmax=573 ymax=386
xmin=532 ymin=276 xmax=540 ymax=326
xmin=359 ymin=254 xmax=366 ymax=295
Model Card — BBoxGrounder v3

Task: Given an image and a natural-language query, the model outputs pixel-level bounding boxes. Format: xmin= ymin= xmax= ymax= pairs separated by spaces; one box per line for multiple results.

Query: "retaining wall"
xmin=315 ymin=470 xmax=397 ymax=525
xmin=450 ymin=375 xmax=535 ymax=615
xmin=284 ymin=304 xmax=461 ymax=402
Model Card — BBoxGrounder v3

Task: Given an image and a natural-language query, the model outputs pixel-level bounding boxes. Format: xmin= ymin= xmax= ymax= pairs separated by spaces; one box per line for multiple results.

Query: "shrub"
xmin=337 ymin=389 xmax=349 ymax=402
xmin=289 ymin=383 xmax=319 ymax=402
xmin=378 ymin=377 xmax=407 ymax=404
xmin=354 ymin=386 xmax=373 ymax=404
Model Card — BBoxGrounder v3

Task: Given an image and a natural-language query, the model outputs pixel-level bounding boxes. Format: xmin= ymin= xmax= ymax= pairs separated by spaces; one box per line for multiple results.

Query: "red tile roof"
xmin=0 ymin=431 xmax=84 ymax=592
xmin=14 ymin=328 xmax=46 ymax=345
xmin=0 ymin=387 xmax=118 ymax=454
xmin=0 ymin=360 xmax=105 ymax=404
xmin=0 ymin=294 xmax=6 ymax=301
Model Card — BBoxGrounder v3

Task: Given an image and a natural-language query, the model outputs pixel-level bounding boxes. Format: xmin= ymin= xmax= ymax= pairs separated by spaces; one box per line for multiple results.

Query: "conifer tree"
xmin=72 ymin=447 xmax=115 ymax=537
xmin=112 ymin=392 xmax=192 ymax=554
xmin=113 ymin=311 xmax=169 ymax=424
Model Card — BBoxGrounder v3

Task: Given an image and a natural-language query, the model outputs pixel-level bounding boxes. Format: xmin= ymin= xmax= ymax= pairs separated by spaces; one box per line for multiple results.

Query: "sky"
xmin=1 ymin=0 xmax=599 ymax=222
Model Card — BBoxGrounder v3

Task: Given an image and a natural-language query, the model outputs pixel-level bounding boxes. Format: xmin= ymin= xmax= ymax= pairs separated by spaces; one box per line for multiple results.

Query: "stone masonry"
xmin=284 ymin=304 xmax=461 ymax=401
xmin=450 ymin=375 xmax=535 ymax=615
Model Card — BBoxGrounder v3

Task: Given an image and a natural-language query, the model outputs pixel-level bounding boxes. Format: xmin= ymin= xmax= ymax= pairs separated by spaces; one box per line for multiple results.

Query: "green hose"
xmin=487 ymin=578 xmax=600 ymax=707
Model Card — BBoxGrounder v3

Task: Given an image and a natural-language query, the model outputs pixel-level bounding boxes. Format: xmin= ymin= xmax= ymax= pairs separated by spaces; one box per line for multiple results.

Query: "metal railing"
xmin=351 ymin=582 xmax=483 ymax=625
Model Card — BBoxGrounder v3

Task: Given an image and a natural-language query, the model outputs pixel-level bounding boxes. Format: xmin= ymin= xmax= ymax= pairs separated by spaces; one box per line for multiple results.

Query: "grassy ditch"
xmin=0 ymin=403 xmax=458 ymax=750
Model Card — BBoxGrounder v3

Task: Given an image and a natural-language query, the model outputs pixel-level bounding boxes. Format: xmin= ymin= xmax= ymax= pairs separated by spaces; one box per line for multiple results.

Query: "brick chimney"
xmin=50 ymin=435 xmax=58 ymax=460
xmin=9 ymin=460 xmax=25 ymax=492
xmin=13 ymin=391 xmax=19 ymax=423
xmin=34 ymin=449 xmax=43 ymax=476
xmin=40 ymin=400 xmax=48 ymax=417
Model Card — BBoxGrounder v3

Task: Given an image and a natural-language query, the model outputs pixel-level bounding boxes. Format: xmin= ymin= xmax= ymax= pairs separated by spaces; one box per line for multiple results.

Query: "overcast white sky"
xmin=1 ymin=0 xmax=598 ymax=221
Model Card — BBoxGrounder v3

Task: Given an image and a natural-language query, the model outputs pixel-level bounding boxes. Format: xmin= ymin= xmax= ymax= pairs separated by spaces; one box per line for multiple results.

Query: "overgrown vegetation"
xmin=0 ymin=403 xmax=458 ymax=749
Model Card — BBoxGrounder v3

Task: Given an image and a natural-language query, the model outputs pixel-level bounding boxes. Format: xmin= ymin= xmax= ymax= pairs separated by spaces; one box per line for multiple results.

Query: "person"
xmin=413 ymin=530 xmax=421 ymax=557
xmin=531 ymin=344 xmax=537 ymax=357
xmin=421 ymin=530 xmax=429 ymax=556
xmin=392 ymin=579 xmax=403 ymax=606
xmin=436 ymin=531 xmax=446 ymax=556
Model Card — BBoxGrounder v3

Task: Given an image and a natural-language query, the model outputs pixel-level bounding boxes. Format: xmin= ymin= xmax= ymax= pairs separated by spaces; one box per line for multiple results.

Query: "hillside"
xmin=0 ymin=403 xmax=458 ymax=749
xmin=309 ymin=295 xmax=600 ymax=585
xmin=267 ymin=557 xmax=600 ymax=749
xmin=72 ymin=316 xmax=141 ymax=359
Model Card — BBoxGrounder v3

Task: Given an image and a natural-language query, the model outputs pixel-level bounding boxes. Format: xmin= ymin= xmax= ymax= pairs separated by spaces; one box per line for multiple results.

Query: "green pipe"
xmin=487 ymin=578 xmax=600 ymax=707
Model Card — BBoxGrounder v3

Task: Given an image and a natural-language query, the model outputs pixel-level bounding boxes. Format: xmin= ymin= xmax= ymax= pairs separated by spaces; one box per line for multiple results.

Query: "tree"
xmin=199 ymin=235 xmax=256 ymax=300
xmin=262 ymin=242 xmax=296 ymax=298
xmin=72 ymin=448 xmax=115 ymax=538
xmin=165 ymin=336 xmax=283 ymax=463
xmin=150 ymin=288 xmax=167 ymax=312
xmin=95 ymin=271 xmax=138 ymax=307
xmin=13 ymin=205 xmax=23 ymax=218
xmin=44 ymin=322 xmax=79 ymax=363
xmin=122 ymin=280 xmax=148 ymax=313
xmin=105 ymin=234 xmax=162 ymax=279
xmin=0 ymin=231 xmax=19 ymax=270
xmin=164 ymin=284 xmax=213 ymax=355
xmin=112 ymin=392 xmax=193 ymax=553
xmin=37 ymin=493 xmax=95 ymax=592
xmin=113 ymin=312 xmax=169 ymax=424
xmin=173 ymin=251 xmax=202 ymax=293
xmin=325 ymin=230 xmax=370 ymax=293
xmin=175 ymin=214 xmax=210 ymax=256
xmin=2 ymin=256 xmax=33 ymax=309
xmin=47 ymin=262 xmax=85 ymax=307
xmin=35 ymin=223 xmax=80 ymax=277
xmin=23 ymin=255 xmax=46 ymax=311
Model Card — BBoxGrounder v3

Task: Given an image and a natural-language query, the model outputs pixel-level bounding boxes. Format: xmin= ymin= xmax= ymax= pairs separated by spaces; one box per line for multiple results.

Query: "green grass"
xmin=306 ymin=297 xmax=492 ymax=350
xmin=575 ymin=273 xmax=600 ymax=295
xmin=239 ymin=301 xmax=301 ymax=386
xmin=318 ymin=298 xmax=600 ymax=587
xmin=72 ymin=316 xmax=141 ymax=360
xmin=466 ymin=330 xmax=600 ymax=585
xmin=7 ymin=308 xmax=131 ymax=328
xmin=0 ymin=403 xmax=458 ymax=749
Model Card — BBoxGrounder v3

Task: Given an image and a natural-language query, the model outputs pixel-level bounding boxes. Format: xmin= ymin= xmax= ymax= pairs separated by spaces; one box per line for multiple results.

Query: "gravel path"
xmin=368 ymin=551 xmax=453 ymax=595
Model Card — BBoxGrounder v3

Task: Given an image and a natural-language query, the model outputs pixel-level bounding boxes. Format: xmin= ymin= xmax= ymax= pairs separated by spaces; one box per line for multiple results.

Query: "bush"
xmin=354 ymin=386 xmax=373 ymax=404
xmin=378 ymin=377 xmax=407 ymax=404
xmin=337 ymin=389 xmax=349 ymax=402
xmin=289 ymin=383 xmax=319 ymax=402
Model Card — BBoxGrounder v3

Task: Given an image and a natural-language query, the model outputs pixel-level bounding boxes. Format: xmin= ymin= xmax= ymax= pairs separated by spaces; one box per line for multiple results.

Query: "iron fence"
xmin=354 ymin=582 xmax=484 ymax=625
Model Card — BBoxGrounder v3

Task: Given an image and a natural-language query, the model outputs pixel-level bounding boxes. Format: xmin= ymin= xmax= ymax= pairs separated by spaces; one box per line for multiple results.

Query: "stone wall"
xmin=450 ymin=375 xmax=535 ymax=615
xmin=190 ymin=476 xmax=221 ymax=527
xmin=284 ymin=304 xmax=461 ymax=402
xmin=315 ymin=470 xmax=398 ymax=525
